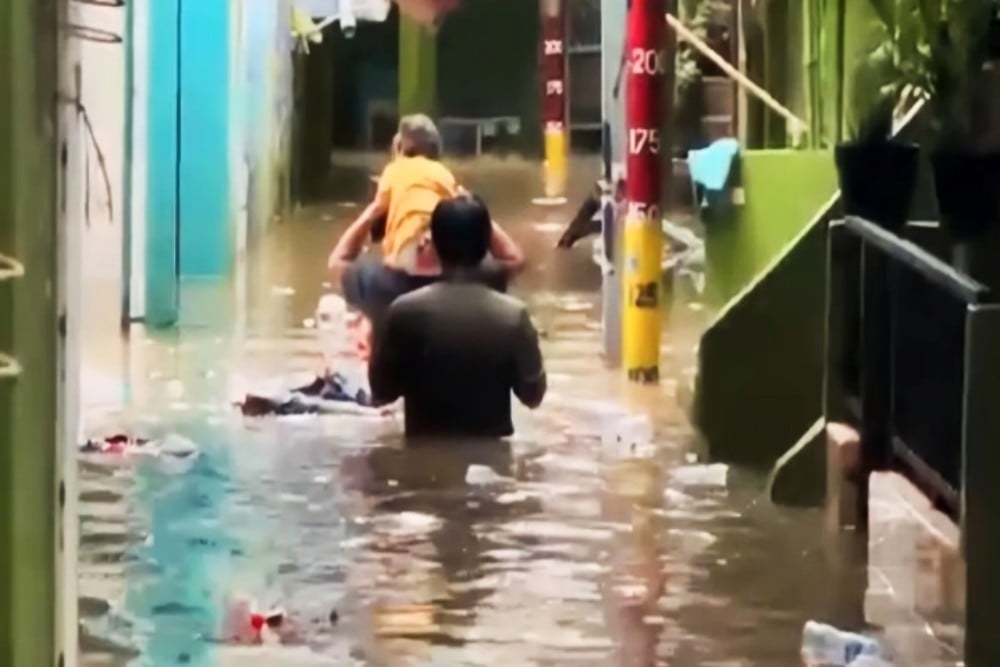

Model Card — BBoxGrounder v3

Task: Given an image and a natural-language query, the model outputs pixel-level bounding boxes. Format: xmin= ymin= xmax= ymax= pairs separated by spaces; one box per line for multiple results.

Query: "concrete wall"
xmin=242 ymin=0 xmax=295 ymax=237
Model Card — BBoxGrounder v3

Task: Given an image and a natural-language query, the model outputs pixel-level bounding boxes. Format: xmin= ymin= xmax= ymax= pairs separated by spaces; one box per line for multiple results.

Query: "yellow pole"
xmin=622 ymin=217 xmax=664 ymax=383
xmin=543 ymin=122 xmax=568 ymax=199
xmin=537 ymin=0 xmax=568 ymax=203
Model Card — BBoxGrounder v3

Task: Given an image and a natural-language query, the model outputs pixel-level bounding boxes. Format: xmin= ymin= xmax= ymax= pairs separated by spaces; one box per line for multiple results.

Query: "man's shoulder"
xmin=393 ymin=283 xmax=526 ymax=315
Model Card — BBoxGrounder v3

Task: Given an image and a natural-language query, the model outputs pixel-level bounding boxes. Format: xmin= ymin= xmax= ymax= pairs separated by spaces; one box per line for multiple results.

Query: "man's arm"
xmin=327 ymin=167 xmax=393 ymax=275
xmin=368 ymin=306 xmax=406 ymax=406
xmin=489 ymin=221 xmax=525 ymax=274
xmin=512 ymin=309 xmax=546 ymax=409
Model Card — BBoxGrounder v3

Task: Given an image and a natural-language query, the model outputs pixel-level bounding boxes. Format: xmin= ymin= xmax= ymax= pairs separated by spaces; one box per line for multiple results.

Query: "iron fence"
xmin=827 ymin=216 xmax=989 ymax=520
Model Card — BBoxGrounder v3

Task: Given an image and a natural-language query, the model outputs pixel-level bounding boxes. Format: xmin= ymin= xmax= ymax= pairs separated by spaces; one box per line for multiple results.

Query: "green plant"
xmin=675 ymin=0 xmax=727 ymax=99
xmin=848 ymin=0 xmax=997 ymax=146
xmin=910 ymin=0 xmax=996 ymax=148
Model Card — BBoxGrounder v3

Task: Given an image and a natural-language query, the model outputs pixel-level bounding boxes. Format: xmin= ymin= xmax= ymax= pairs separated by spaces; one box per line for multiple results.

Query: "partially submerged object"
xmin=79 ymin=433 xmax=199 ymax=459
xmin=556 ymin=179 xmax=705 ymax=294
xmin=238 ymin=372 xmax=378 ymax=416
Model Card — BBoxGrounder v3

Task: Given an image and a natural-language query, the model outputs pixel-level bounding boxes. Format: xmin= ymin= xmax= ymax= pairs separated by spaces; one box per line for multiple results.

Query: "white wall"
xmin=241 ymin=0 xmax=294 ymax=235
xmin=129 ymin=0 xmax=148 ymax=319
xmin=71 ymin=0 xmax=128 ymax=413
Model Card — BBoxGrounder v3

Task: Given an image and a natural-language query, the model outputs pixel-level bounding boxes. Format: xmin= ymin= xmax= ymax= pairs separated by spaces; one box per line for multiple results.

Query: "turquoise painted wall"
xmin=146 ymin=0 xmax=181 ymax=327
xmin=145 ymin=0 xmax=233 ymax=328
xmin=179 ymin=0 xmax=232 ymax=276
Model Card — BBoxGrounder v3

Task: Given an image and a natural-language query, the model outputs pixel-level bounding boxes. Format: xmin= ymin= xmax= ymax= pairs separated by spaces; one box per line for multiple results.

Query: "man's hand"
xmin=489 ymin=222 xmax=525 ymax=275
xmin=512 ymin=309 xmax=546 ymax=409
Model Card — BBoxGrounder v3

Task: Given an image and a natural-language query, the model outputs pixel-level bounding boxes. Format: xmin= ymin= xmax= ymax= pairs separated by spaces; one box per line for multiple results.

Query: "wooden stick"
xmin=664 ymin=12 xmax=808 ymax=137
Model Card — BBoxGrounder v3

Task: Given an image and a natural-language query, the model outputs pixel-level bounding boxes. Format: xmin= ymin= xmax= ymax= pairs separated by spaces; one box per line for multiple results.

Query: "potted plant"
xmin=835 ymin=0 xmax=922 ymax=232
xmin=913 ymin=0 xmax=1000 ymax=242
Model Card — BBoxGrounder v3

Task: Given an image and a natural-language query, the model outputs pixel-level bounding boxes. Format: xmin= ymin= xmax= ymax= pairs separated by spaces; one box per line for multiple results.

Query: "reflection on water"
xmin=79 ymin=158 xmax=864 ymax=666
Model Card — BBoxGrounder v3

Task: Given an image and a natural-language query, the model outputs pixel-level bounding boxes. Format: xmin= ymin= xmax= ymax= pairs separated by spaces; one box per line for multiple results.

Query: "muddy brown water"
xmin=78 ymin=157 xmax=866 ymax=667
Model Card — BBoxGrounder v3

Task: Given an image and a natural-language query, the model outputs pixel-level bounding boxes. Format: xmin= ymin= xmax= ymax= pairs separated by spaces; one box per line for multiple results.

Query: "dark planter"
xmin=835 ymin=140 xmax=920 ymax=232
xmin=930 ymin=151 xmax=1000 ymax=242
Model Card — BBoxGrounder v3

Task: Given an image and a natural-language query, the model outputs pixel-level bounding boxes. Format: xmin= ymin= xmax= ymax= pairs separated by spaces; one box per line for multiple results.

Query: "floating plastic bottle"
xmin=801 ymin=621 xmax=888 ymax=666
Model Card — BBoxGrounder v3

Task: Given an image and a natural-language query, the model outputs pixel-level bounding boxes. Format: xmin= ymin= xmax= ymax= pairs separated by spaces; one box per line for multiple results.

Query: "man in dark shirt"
xmin=368 ymin=195 xmax=547 ymax=438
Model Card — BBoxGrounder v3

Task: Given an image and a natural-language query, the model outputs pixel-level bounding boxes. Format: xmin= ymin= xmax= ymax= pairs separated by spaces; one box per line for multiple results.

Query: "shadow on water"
xmin=79 ymin=156 xmax=866 ymax=666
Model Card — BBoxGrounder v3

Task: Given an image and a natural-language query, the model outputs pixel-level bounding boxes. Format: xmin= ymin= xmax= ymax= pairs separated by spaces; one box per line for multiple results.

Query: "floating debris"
xmin=801 ymin=620 xmax=889 ymax=666
xmin=79 ymin=433 xmax=198 ymax=461
xmin=669 ymin=463 xmax=728 ymax=489
xmin=465 ymin=464 xmax=510 ymax=486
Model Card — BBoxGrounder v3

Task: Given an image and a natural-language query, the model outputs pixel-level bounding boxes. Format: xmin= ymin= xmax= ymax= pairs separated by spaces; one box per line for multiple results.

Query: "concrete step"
xmin=701 ymin=76 xmax=735 ymax=117
xmin=701 ymin=114 xmax=735 ymax=141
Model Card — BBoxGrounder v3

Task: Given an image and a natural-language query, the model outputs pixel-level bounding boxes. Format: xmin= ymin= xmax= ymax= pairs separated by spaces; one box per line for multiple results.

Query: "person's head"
xmin=396 ymin=114 xmax=442 ymax=160
xmin=430 ymin=194 xmax=492 ymax=269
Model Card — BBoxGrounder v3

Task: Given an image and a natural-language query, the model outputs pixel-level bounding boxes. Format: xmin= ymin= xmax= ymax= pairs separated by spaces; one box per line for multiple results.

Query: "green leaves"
xmin=850 ymin=0 xmax=996 ymax=145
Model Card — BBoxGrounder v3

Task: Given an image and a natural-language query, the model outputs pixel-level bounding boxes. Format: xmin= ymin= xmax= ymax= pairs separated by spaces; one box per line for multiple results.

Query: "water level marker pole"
xmin=622 ymin=0 xmax=669 ymax=383
xmin=533 ymin=0 xmax=568 ymax=207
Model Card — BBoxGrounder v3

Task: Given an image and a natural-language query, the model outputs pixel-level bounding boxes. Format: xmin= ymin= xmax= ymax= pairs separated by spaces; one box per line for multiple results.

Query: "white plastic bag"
xmin=801 ymin=620 xmax=888 ymax=666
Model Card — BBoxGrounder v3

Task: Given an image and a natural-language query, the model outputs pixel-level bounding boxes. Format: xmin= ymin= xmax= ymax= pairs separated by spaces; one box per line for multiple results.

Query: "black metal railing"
xmin=827 ymin=215 xmax=1000 ymax=664
xmin=827 ymin=216 xmax=988 ymax=521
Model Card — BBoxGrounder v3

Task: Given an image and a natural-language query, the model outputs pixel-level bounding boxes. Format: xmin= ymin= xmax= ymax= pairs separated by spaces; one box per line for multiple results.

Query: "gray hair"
xmin=397 ymin=114 xmax=442 ymax=160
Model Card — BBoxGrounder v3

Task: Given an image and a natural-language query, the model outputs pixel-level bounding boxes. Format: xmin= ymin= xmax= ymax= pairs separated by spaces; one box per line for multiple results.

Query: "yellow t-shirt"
xmin=374 ymin=156 xmax=459 ymax=274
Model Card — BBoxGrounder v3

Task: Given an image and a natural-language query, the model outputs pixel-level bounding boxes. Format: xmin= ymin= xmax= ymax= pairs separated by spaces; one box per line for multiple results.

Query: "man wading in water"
xmin=369 ymin=195 xmax=547 ymax=438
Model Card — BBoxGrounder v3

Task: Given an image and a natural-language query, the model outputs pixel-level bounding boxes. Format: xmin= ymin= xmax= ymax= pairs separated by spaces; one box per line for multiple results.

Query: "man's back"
xmin=369 ymin=282 xmax=546 ymax=438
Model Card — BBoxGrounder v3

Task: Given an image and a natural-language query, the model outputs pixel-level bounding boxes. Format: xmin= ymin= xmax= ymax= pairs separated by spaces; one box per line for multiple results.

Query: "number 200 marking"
xmin=544 ymin=39 xmax=563 ymax=55
xmin=630 ymin=48 xmax=666 ymax=76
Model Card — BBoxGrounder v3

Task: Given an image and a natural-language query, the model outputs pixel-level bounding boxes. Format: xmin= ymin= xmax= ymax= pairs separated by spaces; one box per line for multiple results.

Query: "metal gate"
xmin=567 ymin=0 xmax=602 ymax=149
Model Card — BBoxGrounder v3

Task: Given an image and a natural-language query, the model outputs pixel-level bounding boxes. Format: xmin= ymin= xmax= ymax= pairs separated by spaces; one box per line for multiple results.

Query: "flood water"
xmin=77 ymin=157 xmax=867 ymax=667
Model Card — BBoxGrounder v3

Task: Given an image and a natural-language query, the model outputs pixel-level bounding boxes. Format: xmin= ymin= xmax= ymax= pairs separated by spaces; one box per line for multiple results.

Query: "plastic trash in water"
xmin=846 ymin=657 xmax=894 ymax=667
xmin=79 ymin=433 xmax=199 ymax=460
xmin=801 ymin=620 xmax=888 ymax=666
xmin=222 ymin=595 xmax=288 ymax=645
xmin=465 ymin=464 xmax=511 ymax=486
xmin=157 ymin=434 xmax=199 ymax=458
xmin=668 ymin=463 xmax=728 ymax=489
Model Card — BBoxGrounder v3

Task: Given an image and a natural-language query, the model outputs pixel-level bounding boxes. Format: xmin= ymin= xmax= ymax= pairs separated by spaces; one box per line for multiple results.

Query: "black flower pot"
xmin=930 ymin=151 xmax=1000 ymax=242
xmin=834 ymin=140 xmax=919 ymax=232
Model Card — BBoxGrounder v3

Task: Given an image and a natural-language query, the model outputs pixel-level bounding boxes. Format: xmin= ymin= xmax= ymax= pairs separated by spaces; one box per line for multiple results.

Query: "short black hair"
xmin=430 ymin=194 xmax=492 ymax=268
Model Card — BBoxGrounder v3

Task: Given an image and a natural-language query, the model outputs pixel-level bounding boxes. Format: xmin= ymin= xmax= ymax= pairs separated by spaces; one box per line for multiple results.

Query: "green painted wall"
xmin=704 ymin=149 xmax=837 ymax=305
xmin=695 ymin=215 xmax=829 ymax=469
xmin=0 ymin=0 xmax=59 ymax=665
xmin=399 ymin=14 xmax=437 ymax=116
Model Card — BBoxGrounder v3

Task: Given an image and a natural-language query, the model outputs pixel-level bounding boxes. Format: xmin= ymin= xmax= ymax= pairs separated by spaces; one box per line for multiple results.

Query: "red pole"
xmin=625 ymin=0 xmax=667 ymax=220
xmin=622 ymin=0 xmax=670 ymax=383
